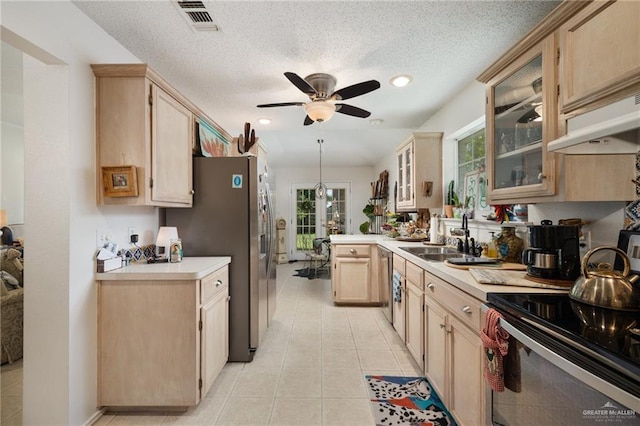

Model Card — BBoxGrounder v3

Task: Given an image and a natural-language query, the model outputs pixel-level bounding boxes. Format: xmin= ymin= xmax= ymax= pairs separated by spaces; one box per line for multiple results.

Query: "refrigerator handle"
xmin=265 ymin=183 xmax=276 ymax=275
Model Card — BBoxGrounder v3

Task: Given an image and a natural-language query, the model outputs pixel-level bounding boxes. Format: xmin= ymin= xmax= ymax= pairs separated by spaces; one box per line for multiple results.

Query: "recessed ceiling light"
xmin=390 ymin=74 xmax=413 ymax=87
xmin=258 ymin=118 xmax=271 ymax=125
xmin=369 ymin=119 xmax=384 ymax=126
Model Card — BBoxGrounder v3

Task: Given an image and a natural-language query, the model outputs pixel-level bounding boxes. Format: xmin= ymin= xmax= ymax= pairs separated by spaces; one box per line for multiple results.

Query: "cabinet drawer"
xmin=201 ymin=265 xmax=229 ymax=305
xmin=334 ymin=244 xmax=371 ymax=258
xmin=405 ymin=261 xmax=423 ymax=291
xmin=424 ymin=271 xmax=482 ymax=331
xmin=392 ymin=253 xmax=406 ymax=275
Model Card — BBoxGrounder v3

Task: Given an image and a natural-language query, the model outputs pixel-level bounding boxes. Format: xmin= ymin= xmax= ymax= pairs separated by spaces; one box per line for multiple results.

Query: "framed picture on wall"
xmin=197 ymin=119 xmax=230 ymax=157
xmin=101 ymin=165 xmax=139 ymax=197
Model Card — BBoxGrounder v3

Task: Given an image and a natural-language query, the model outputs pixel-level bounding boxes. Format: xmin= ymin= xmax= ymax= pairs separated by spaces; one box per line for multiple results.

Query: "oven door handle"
xmin=498 ymin=317 xmax=640 ymax=412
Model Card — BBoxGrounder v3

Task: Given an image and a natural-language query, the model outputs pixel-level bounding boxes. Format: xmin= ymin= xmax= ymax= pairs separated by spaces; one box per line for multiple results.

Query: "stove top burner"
xmin=488 ymin=293 xmax=640 ymax=369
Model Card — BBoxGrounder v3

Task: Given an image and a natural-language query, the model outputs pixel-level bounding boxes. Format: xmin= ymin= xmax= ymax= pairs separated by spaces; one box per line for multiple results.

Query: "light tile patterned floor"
xmin=1 ymin=262 xmax=421 ymax=425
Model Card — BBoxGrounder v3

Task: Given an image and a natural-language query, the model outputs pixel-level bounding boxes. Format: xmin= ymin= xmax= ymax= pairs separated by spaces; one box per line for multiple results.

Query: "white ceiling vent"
xmin=174 ymin=1 xmax=220 ymax=32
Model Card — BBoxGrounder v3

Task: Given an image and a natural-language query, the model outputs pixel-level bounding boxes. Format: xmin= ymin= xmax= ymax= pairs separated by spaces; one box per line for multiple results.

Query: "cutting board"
xmin=468 ymin=268 xmax=573 ymax=290
xmin=444 ymin=260 xmax=526 ymax=271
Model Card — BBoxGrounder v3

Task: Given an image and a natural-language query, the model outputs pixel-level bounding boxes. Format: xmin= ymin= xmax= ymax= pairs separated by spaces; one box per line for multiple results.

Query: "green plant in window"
xmin=464 ymin=195 xmax=475 ymax=209
xmin=446 ymin=180 xmax=460 ymax=206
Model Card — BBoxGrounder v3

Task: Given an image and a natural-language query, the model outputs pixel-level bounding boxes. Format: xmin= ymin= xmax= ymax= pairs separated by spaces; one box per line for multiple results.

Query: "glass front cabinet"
xmin=485 ymin=35 xmax=557 ymax=202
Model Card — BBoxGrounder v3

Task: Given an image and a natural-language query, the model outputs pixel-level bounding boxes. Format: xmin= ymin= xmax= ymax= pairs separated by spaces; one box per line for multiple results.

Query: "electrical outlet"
xmin=128 ymin=227 xmax=138 ymax=242
xmin=96 ymin=229 xmax=113 ymax=248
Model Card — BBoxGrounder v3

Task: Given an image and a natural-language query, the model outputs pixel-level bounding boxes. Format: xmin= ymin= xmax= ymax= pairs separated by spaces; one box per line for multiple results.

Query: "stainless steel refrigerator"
xmin=166 ymin=156 xmax=276 ymax=362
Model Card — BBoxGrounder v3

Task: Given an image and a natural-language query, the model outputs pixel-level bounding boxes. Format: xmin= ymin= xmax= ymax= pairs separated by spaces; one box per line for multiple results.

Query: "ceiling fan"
xmin=257 ymin=72 xmax=381 ymax=125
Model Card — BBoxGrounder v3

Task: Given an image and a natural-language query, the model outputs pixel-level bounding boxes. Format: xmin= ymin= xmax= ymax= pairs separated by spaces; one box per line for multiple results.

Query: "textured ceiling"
xmin=72 ymin=0 xmax=560 ymax=168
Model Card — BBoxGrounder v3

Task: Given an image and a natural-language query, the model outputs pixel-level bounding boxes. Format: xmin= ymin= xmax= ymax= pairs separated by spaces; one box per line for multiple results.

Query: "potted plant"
xmin=462 ymin=195 xmax=475 ymax=219
xmin=444 ymin=180 xmax=459 ymax=218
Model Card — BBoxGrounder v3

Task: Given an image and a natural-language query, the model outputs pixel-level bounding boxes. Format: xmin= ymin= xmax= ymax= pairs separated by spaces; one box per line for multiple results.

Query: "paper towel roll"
xmin=429 ymin=215 xmax=439 ymax=243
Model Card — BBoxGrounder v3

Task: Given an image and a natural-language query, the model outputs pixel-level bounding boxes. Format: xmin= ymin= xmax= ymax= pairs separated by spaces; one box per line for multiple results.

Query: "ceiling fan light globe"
xmin=304 ymin=101 xmax=335 ymax=122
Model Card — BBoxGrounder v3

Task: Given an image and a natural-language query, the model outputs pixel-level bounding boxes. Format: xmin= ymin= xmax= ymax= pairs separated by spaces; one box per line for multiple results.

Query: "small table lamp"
xmin=155 ymin=226 xmax=178 ymax=260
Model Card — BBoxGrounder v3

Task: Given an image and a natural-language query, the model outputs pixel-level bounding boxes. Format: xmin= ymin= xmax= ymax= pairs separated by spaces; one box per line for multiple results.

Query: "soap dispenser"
xmin=487 ymin=232 xmax=498 ymax=258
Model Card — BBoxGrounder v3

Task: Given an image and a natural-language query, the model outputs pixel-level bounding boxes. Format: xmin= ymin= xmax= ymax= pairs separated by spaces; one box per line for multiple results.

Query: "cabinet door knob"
xmin=461 ymin=305 xmax=472 ymax=314
xmin=215 ymin=279 xmax=223 ymax=287
xmin=350 ymin=249 xmax=356 ymax=254
xmin=426 ymin=282 xmax=435 ymax=290
xmin=227 ymin=296 xmax=231 ymax=301
xmin=191 ymin=190 xmax=195 ymax=194
xmin=440 ymin=323 xmax=445 ymax=329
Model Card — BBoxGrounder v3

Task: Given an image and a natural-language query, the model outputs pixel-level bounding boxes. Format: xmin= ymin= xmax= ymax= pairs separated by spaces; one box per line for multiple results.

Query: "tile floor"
xmin=1 ymin=261 xmax=422 ymax=425
xmin=1 ymin=359 xmax=22 ymax=425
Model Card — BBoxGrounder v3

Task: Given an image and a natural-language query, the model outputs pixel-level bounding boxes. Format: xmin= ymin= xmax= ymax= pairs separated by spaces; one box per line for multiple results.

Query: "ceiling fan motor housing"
xmin=305 ymin=73 xmax=337 ymax=100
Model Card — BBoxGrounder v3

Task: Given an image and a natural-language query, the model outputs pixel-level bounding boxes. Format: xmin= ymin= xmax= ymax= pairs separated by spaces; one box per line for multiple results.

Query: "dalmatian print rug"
xmin=365 ymin=375 xmax=457 ymax=426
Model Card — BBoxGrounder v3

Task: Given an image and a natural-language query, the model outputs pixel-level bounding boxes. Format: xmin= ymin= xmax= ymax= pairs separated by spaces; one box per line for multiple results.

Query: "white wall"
xmin=3 ymin=2 xmax=158 ymax=424
xmin=1 ymin=42 xmax=25 ymax=225
xmin=274 ymin=165 xmax=375 ymax=257
xmin=373 ymin=81 xmax=487 ymax=214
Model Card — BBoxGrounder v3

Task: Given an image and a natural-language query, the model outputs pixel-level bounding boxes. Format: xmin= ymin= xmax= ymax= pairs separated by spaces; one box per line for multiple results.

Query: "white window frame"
xmin=444 ymin=116 xmax=486 ymax=202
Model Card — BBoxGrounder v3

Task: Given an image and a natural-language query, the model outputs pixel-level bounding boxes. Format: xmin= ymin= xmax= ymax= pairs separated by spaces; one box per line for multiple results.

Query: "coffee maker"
xmin=522 ymin=220 xmax=581 ymax=281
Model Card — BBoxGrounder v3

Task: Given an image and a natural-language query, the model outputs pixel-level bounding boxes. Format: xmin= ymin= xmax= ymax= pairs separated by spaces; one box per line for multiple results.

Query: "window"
xmin=457 ymin=127 xmax=485 ymax=197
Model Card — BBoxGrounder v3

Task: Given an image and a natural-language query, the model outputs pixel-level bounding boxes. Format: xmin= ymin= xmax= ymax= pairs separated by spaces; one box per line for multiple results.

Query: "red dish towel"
xmin=481 ymin=308 xmax=510 ymax=392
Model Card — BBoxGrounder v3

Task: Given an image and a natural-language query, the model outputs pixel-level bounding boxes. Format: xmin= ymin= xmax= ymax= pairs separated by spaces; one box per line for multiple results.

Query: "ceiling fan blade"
xmin=330 ymin=80 xmax=380 ymax=101
xmin=257 ymin=102 xmax=305 ymax=108
xmin=335 ymin=103 xmax=371 ymax=118
xmin=284 ymin=72 xmax=317 ymax=96
xmin=303 ymin=115 xmax=314 ymax=126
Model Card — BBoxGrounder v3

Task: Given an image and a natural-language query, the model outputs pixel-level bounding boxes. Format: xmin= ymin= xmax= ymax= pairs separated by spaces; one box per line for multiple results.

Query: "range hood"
xmin=548 ymin=94 xmax=640 ymax=154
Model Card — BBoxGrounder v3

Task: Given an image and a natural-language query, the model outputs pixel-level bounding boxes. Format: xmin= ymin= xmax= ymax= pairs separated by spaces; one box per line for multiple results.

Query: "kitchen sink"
xmin=399 ymin=246 xmax=483 ymax=262
xmin=399 ymin=246 xmax=459 ymax=256
xmin=416 ymin=253 xmax=476 ymax=262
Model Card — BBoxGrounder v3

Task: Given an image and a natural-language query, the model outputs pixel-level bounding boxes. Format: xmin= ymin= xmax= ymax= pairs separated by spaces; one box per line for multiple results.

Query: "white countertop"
xmin=96 ymin=257 xmax=231 ymax=281
xmin=330 ymin=234 xmax=566 ymax=300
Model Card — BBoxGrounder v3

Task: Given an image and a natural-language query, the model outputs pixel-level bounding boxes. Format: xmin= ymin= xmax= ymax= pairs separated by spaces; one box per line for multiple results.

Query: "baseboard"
xmin=84 ymin=407 xmax=107 ymax=426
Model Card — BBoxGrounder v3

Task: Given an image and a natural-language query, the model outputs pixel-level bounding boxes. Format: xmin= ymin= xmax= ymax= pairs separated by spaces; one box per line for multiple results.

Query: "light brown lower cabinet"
xmin=97 ymin=265 xmax=229 ymax=407
xmin=423 ymin=270 xmax=486 ymax=426
xmin=404 ymin=261 xmax=424 ymax=369
xmin=332 ymin=244 xmax=381 ymax=304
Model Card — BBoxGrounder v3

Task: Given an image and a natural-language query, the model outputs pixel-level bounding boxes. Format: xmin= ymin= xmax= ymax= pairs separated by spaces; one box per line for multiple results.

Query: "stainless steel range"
xmin=485 ymin=293 xmax=640 ymax=425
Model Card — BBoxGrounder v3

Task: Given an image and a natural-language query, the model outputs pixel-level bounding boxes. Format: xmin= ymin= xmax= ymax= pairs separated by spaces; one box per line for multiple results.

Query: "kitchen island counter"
xmin=96 ymin=256 xmax=231 ymax=281
xmin=330 ymin=235 xmax=565 ymax=300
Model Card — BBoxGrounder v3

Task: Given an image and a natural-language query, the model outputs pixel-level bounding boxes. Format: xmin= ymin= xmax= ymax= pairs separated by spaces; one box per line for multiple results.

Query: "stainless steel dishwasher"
xmin=378 ymin=246 xmax=393 ymax=323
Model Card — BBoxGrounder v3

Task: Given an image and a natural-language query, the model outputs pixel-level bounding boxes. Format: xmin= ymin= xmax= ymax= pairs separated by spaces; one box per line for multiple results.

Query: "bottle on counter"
xmin=487 ymin=231 xmax=498 ymax=258
xmin=495 ymin=226 xmax=523 ymax=263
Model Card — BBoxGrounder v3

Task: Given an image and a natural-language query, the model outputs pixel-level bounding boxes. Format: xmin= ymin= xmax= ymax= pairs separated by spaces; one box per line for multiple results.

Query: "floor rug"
xmin=365 ymin=375 xmax=457 ymax=426
xmin=292 ymin=267 xmax=329 ymax=280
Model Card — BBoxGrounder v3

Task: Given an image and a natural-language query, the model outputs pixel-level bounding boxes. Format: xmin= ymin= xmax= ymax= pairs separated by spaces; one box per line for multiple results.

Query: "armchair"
xmin=1 ymin=287 xmax=24 ymax=364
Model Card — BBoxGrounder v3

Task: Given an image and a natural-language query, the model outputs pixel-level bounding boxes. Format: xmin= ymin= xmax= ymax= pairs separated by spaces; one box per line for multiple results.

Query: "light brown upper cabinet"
xmin=396 ymin=132 xmax=443 ymax=212
xmin=478 ymin=1 xmax=636 ymax=204
xmin=485 ymin=36 xmax=558 ymax=202
xmin=93 ymin=64 xmax=193 ymax=207
xmin=559 ymin=0 xmax=640 ymax=116
xmin=92 ymin=64 xmax=230 ymax=207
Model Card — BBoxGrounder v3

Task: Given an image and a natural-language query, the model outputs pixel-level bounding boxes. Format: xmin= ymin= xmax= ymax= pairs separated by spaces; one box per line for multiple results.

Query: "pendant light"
xmin=314 ymin=138 xmax=328 ymax=199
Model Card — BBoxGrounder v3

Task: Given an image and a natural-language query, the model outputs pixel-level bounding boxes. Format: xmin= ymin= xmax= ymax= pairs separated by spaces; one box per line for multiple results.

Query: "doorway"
xmin=290 ymin=183 xmax=350 ymax=260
